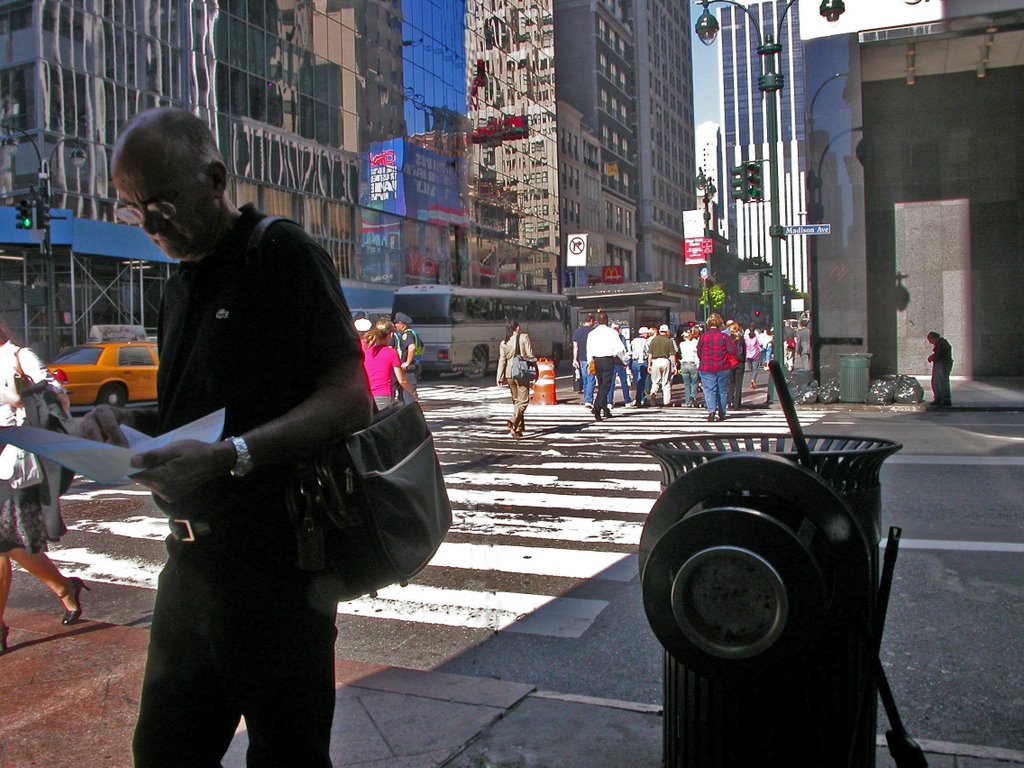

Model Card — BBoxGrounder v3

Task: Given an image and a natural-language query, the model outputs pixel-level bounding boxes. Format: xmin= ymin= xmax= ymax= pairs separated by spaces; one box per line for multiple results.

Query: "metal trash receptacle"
xmin=641 ymin=434 xmax=901 ymax=768
xmin=839 ymin=352 xmax=873 ymax=403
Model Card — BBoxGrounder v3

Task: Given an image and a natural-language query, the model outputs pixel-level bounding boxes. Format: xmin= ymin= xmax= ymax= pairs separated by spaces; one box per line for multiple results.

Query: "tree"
xmin=701 ymin=282 xmax=726 ymax=317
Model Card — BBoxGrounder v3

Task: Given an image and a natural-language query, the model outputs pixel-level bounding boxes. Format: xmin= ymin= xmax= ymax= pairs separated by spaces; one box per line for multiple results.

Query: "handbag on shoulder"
xmin=509 ymin=333 xmax=537 ymax=384
xmin=13 ymin=349 xmax=76 ymax=496
xmin=286 ymin=400 xmax=452 ymax=602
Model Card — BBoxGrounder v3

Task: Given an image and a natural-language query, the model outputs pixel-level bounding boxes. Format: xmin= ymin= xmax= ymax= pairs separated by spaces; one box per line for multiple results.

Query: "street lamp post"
xmin=695 ymin=0 xmax=845 ymax=400
xmin=2 ymin=127 xmax=87 ymax=359
xmin=695 ymin=167 xmax=716 ymax=320
xmin=695 ymin=166 xmax=716 ymax=235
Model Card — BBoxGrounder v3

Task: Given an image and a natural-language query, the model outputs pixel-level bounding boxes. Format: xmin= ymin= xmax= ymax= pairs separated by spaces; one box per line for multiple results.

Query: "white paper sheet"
xmin=0 ymin=409 xmax=226 ymax=485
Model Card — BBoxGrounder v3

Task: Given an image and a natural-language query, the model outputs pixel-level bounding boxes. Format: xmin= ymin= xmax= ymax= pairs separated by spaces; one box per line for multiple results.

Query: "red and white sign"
xmin=602 ymin=265 xmax=624 ymax=283
xmin=566 ymin=234 xmax=588 ymax=267
xmin=683 ymin=237 xmax=713 ymax=265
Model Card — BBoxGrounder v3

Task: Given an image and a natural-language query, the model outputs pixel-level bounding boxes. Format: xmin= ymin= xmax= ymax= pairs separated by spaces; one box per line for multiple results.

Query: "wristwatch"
xmin=227 ymin=436 xmax=254 ymax=477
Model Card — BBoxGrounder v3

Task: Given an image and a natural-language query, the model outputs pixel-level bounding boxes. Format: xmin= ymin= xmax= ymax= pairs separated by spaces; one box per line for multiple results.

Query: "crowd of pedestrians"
xmin=571 ymin=311 xmax=803 ymax=420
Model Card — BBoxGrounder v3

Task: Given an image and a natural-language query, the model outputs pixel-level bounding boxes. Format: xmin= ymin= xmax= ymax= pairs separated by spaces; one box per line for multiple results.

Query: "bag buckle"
xmin=171 ymin=518 xmax=196 ymax=542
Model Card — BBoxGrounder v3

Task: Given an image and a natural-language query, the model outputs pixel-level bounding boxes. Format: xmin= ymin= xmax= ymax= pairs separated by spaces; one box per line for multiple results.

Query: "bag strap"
xmin=514 ymin=333 xmax=520 ymax=358
xmin=245 ymin=215 xmax=293 ymax=266
xmin=13 ymin=347 xmax=32 ymax=385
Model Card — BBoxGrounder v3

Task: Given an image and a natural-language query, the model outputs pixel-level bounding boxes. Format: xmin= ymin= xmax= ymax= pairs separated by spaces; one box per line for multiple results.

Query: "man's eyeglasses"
xmin=113 ymin=197 xmax=178 ymax=226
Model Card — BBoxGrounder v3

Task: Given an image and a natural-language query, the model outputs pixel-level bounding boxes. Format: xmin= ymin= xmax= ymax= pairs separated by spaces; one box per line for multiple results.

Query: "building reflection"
xmin=0 ymin=0 xmax=562 ymax=346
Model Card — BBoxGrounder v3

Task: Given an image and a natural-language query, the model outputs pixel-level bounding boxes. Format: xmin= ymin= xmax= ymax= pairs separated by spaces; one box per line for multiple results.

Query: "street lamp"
xmin=2 ymin=126 xmax=87 ymax=358
xmin=694 ymin=0 xmax=845 ymax=400
xmin=695 ymin=166 xmax=716 ymax=234
xmin=695 ymin=168 xmax=717 ymax=321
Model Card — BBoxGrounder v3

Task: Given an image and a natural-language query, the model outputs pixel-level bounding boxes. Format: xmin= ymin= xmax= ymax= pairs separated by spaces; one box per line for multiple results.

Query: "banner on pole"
xmin=683 ymin=237 xmax=712 ymax=265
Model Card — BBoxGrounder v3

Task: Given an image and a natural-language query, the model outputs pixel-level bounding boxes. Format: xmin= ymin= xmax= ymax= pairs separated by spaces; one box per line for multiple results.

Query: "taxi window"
xmin=118 ymin=346 xmax=155 ymax=366
xmin=50 ymin=346 xmax=103 ymax=365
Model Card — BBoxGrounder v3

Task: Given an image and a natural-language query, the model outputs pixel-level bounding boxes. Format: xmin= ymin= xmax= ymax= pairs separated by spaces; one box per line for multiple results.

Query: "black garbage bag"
xmin=797 ymin=380 xmax=820 ymax=404
xmin=865 ymin=377 xmax=895 ymax=405
xmin=893 ymin=375 xmax=925 ymax=404
xmin=817 ymin=372 xmax=841 ymax=404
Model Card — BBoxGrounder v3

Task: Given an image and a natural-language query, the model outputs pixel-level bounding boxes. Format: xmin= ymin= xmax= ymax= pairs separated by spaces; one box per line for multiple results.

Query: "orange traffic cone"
xmin=531 ymin=358 xmax=558 ymax=405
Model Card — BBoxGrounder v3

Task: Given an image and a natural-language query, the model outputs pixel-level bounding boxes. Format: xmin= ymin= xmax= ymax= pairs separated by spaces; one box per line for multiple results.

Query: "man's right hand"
xmin=79 ymin=405 xmax=131 ymax=447
xmin=572 ymin=360 xmax=579 ymax=368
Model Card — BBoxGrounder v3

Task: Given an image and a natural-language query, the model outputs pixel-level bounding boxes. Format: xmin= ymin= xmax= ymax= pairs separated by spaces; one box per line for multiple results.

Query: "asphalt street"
xmin=9 ymin=379 xmax=1023 ymax=754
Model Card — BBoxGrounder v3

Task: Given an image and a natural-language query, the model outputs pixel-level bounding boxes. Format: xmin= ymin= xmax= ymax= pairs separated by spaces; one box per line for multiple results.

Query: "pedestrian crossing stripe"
xmin=451 ymin=508 xmax=642 ymax=546
xmin=51 ymin=398 xmax=830 ymax=640
xmin=443 ymin=471 xmax=662 ymax=494
xmin=448 ymin=487 xmax=655 ymax=516
xmin=337 ymin=585 xmax=608 ymax=637
xmin=45 ymin=537 xmax=627 ymax=639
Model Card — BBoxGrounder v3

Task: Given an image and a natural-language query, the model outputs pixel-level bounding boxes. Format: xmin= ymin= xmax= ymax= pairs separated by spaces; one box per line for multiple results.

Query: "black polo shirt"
xmin=154 ymin=204 xmax=362 ymax=534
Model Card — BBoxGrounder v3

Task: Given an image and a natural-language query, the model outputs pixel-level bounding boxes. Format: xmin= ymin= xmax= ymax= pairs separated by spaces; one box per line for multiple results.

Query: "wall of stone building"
xmin=893 ymin=200 xmax=972 ymax=377
xmin=862 ymin=66 xmax=1024 ymax=377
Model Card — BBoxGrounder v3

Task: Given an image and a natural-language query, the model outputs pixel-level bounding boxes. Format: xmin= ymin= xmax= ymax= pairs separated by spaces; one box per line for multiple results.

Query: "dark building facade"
xmin=800 ymin=0 xmax=1024 ymax=378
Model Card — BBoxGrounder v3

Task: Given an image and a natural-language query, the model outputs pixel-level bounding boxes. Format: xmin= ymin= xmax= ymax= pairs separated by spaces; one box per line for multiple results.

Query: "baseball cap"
xmin=638 ymin=326 xmax=649 ymax=335
xmin=659 ymin=324 xmax=670 ymax=333
xmin=393 ymin=311 xmax=413 ymax=325
xmin=354 ymin=317 xmax=372 ymax=332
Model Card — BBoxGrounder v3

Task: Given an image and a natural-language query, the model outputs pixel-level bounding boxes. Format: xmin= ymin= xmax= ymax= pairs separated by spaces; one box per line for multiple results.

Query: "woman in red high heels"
xmin=0 ymin=320 xmax=88 ymax=654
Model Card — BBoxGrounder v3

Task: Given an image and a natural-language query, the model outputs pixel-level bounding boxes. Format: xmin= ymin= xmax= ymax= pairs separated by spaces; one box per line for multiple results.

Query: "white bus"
xmin=391 ymin=285 xmax=569 ymax=376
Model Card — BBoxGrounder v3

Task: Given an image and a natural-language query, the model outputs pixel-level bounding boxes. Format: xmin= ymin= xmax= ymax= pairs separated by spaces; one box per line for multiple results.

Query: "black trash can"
xmin=640 ymin=434 xmax=901 ymax=768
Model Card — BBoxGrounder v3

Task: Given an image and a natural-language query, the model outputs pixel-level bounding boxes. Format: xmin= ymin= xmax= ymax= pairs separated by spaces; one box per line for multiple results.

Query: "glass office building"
xmin=0 ymin=0 xmax=561 ymax=348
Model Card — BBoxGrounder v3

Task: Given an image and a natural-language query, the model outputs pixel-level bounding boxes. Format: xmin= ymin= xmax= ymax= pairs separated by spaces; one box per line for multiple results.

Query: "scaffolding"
xmin=0 ymin=242 xmax=170 ymax=359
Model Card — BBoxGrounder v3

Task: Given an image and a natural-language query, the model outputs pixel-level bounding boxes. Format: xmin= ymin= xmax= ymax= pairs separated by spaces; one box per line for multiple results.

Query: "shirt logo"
xmin=215 ymin=308 xmax=230 ymax=319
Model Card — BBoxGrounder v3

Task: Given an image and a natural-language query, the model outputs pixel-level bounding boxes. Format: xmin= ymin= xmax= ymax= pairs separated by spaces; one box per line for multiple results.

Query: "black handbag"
xmin=286 ymin=400 xmax=452 ymax=602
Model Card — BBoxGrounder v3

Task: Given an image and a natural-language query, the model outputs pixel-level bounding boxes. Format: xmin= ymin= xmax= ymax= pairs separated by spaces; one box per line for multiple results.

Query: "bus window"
xmin=390 ymin=294 xmax=452 ymax=324
xmin=450 ymin=296 xmax=466 ymax=323
xmin=466 ymin=298 xmax=497 ymax=321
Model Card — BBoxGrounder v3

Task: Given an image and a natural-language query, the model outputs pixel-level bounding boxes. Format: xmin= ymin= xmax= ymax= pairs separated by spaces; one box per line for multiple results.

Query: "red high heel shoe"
xmin=60 ymin=577 xmax=91 ymax=625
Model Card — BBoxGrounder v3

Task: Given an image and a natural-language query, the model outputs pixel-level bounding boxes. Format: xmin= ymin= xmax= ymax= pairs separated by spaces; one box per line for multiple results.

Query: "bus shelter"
xmin=566 ymin=281 xmax=698 ymax=336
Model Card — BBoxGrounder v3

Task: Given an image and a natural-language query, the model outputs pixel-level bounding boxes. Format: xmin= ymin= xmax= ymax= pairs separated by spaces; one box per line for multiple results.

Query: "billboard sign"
xmin=361 ymin=139 xmax=466 ymax=225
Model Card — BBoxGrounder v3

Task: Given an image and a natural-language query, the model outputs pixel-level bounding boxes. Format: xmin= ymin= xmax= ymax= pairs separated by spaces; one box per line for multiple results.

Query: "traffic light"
xmin=15 ymin=199 xmax=33 ymax=229
xmin=745 ymin=161 xmax=763 ymax=202
xmin=36 ymin=200 xmax=51 ymax=230
xmin=728 ymin=165 xmax=749 ymax=202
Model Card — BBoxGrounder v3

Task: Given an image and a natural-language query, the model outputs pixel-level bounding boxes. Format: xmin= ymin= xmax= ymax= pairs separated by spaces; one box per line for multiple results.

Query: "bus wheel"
xmin=467 ymin=346 xmax=488 ymax=378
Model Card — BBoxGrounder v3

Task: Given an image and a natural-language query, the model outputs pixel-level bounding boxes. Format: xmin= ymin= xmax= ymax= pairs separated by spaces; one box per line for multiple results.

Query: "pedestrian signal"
xmin=15 ymin=199 xmax=33 ymax=229
xmin=36 ymin=201 xmax=51 ymax=230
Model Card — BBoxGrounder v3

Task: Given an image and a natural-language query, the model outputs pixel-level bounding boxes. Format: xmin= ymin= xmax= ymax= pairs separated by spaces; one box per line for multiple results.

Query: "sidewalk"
xmin=2 ymin=608 xmax=1023 ymax=767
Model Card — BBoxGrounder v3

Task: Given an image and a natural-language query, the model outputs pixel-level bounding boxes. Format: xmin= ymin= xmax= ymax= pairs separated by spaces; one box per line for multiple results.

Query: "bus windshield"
xmin=390 ymin=294 xmax=452 ymax=325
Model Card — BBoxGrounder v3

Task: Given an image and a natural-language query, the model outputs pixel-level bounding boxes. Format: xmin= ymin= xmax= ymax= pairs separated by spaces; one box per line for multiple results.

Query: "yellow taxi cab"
xmin=49 ymin=325 xmax=159 ymax=407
